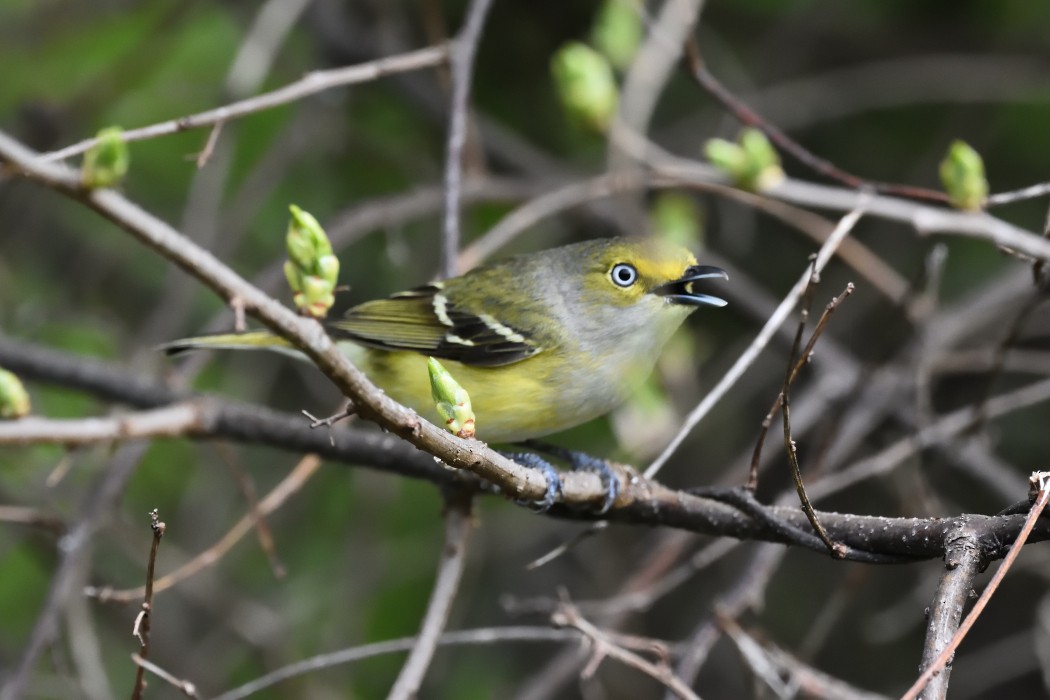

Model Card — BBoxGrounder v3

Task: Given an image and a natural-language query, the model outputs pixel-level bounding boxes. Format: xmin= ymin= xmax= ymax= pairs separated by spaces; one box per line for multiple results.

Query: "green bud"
xmin=650 ymin=192 xmax=702 ymax=249
xmin=298 ymin=275 xmax=336 ymax=319
xmin=704 ymin=128 xmax=783 ymax=191
xmin=316 ymin=255 xmax=340 ymax=287
xmin=704 ymin=138 xmax=746 ymax=174
xmin=0 ymin=367 xmax=30 ymax=419
xmin=939 ymin=140 xmax=987 ymax=211
xmin=591 ymin=0 xmax=641 ymax=70
xmin=289 ymin=205 xmax=330 ymax=252
xmin=286 ymin=205 xmax=339 ymax=318
xmin=285 ymin=228 xmax=315 ymax=270
xmin=740 ymin=128 xmax=784 ymax=188
xmin=81 ymin=127 xmax=129 ymax=188
xmin=428 ymin=357 xmax=475 ymax=439
xmin=286 ymin=205 xmax=331 ymax=268
xmin=552 ymin=42 xmax=619 ymax=131
xmin=283 ymin=260 xmax=303 ymax=293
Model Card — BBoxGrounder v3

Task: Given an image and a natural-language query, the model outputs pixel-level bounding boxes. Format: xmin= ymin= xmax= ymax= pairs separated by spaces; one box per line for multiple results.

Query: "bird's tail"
xmin=160 ymin=331 xmax=298 ymax=357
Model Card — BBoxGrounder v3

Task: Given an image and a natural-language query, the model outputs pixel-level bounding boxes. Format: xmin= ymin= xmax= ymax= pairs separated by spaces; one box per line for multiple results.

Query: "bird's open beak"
xmin=654 ymin=264 xmax=729 ymax=307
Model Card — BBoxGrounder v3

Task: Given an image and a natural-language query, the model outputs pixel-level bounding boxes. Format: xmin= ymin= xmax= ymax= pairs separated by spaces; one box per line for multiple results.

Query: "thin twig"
xmin=38 ymin=45 xmax=451 ymax=163
xmin=387 ymin=490 xmax=474 ymax=700
xmin=807 ymin=377 xmax=1050 ymax=502
xmin=674 ymin=544 xmax=786 ymax=688
xmin=1034 ymin=201 xmax=1050 ymax=286
xmin=900 ymin=472 xmax=1050 ymax=700
xmin=213 ymin=442 xmax=284 ymax=579
xmin=130 ymin=509 xmax=166 ymax=700
xmin=302 ymin=405 xmax=356 ymax=429
xmin=748 ymin=282 xmax=855 ymax=489
xmin=0 ymin=443 xmax=147 ymax=700
xmin=526 ymin=521 xmax=608 ymax=570
xmin=646 ymin=196 xmax=869 ymax=479
xmin=131 ymin=654 xmax=198 ymax=698
xmin=87 ymin=455 xmax=321 ymax=603
xmin=970 ymin=291 xmax=1044 ymax=433
xmin=0 ymin=505 xmax=67 ymax=535
xmin=551 ymin=601 xmax=701 ymax=700
xmin=211 ymin=626 xmax=578 ymax=700
xmin=682 ymin=37 xmax=949 ymax=205
xmin=718 ymin=615 xmax=890 ymax=700
xmin=781 ymin=272 xmax=850 ymax=558
xmin=609 ymin=0 xmax=704 ymax=230
xmin=441 ymin=0 xmax=493 ymax=279
xmin=194 ymin=121 xmax=224 ymax=168
xmin=986 ymin=180 xmax=1050 ymax=207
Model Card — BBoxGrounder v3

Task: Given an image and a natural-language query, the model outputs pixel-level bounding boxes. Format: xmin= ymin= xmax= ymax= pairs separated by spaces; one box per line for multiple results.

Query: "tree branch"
xmin=38 ymin=45 xmax=451 ymax=163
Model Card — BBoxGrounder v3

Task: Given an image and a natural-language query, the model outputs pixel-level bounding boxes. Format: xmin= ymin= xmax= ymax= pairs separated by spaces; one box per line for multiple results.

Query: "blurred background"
xmin=3 ymin=1 xmax=1050 ymax=698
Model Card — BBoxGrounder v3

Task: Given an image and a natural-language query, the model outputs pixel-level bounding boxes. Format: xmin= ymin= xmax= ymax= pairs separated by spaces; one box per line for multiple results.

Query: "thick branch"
xmin=918 ymin=525 xmax=983 ymax=700
xmin=3 ymin=334 xmax=1049 ymax=562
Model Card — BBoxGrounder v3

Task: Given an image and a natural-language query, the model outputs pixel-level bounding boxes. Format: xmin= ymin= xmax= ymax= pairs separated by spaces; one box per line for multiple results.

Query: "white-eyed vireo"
xmin=165 ymin=237 xmax=727 ymax=443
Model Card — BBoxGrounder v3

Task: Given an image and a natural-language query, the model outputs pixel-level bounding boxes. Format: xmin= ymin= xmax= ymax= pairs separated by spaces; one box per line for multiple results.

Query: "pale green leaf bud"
xmin=552 ymin=42 xmax=619 ymax=131
xmin=739 ymin=128 xmax=784 ymax=189
xmin=650 ymin=192 xmax=702 ymax=250
xmin=283 ymin=261 xmax=303 ymax=293
xmin=704 ymin=138 xmax=746 ymax=174
xmin=285 ymin=228 xmax=315 ymax=270
xmin=286 ymin=205 xmax=339 ymax=317
xmin=299 ymin=275 xmax=336 ymax=319
xmin=81 ymin=127 xmax=129 ymax=189
xmin=591 ymin=0 xmax=641 ymax=70
xmin=940 ymin=140 xmax=987 ymax=212
xmin=288 ymin=205 xmax=331 ymax=254
xmin=705 ymin=129 xmax=783 ymax=191
xmin=317 ymin=255 xmax=340 ymax=287
xmin=0 ymin=367 xmax=31 ymax=419
xmin=428 ymin=357 xmax=476 ymax=439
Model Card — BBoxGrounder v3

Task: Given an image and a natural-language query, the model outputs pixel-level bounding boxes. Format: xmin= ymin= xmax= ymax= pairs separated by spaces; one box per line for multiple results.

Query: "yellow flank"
xmin=347 ymin=344 xmax=576 ymax=443
xmin=356 ymin=348 xmax=550 ymax=440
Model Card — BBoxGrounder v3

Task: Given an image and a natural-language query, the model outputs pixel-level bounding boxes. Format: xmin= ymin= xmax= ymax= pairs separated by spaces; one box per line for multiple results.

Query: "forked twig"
xmin=899 ymin=471 xmax=1050 ymax=700
xmin=551 ymin=598 xmax=700 ymax=700
xmin=749 ymin=282 xmax=855 ymax=489
xmin=780 ymin=269 xmax=848 ymax=558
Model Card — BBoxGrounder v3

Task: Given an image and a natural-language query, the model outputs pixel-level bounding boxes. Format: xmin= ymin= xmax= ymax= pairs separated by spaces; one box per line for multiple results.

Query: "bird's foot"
xmin=520 ymin=441 xmax=621 ymax=515
xmin=500 ymin=452 xmax=563 ymax=513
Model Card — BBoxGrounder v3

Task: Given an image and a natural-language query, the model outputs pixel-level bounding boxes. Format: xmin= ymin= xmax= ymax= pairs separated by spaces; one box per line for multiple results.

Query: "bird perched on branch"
xmin=164 ymin=236 xmax=728 ymax=510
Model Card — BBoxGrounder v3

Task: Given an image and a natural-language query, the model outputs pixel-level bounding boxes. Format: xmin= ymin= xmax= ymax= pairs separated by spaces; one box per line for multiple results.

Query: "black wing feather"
xmin=326 ymin=284 xmax=540 ymax=367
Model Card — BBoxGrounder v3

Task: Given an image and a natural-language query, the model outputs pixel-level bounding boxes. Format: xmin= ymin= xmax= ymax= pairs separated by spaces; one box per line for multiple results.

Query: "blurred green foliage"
xmin=3 ymin=1 xmax=1050 ymax=698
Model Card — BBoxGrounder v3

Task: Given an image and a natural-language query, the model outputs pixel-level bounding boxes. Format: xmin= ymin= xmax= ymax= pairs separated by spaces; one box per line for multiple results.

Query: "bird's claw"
xmin=502 ymin=452 xmax=564 ymax=512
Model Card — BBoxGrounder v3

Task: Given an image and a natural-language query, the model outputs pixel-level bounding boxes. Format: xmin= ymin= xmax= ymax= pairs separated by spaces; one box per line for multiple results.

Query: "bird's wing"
xmin=326 ymin=284 xmax=542 ymax=367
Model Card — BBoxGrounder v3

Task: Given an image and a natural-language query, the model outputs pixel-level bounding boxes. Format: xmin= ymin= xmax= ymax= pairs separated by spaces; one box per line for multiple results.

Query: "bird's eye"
xmin=610 ymin=263 xmax=638 ymax=288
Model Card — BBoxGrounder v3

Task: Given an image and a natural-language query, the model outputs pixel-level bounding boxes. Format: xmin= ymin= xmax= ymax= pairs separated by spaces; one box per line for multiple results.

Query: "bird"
xmin=164 ymin=236 xmax=727 ymax=509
